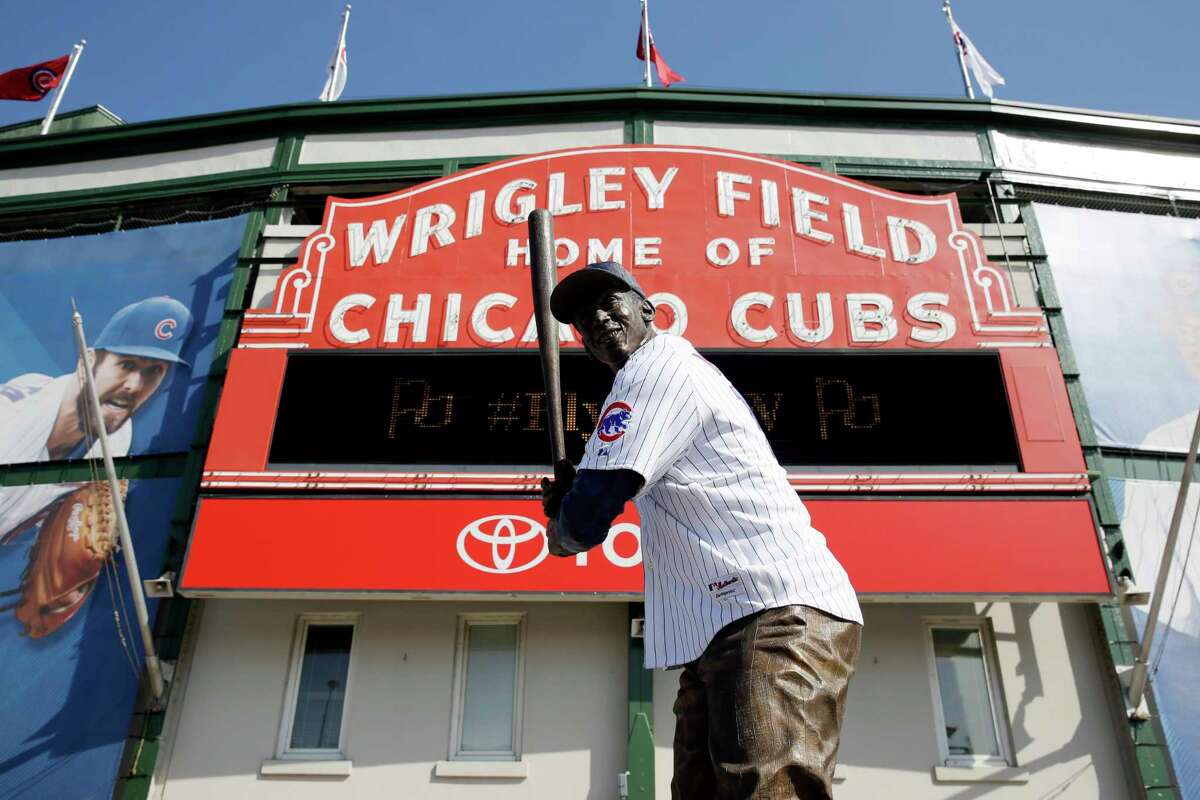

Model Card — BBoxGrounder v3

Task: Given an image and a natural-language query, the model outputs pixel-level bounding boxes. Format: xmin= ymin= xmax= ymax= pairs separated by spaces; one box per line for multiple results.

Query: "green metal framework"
xmin=4 ymin=86 xmax=1199 ymax=215
xmin=627 ymin=604 xmax=655 ymax=800
xmin=0 ymin=85 xmax=1194 ymax=799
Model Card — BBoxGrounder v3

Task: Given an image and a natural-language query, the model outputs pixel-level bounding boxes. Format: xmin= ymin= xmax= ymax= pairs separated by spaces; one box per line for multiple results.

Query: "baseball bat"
xmin=528 ymin=209 xmax=568 ymax=468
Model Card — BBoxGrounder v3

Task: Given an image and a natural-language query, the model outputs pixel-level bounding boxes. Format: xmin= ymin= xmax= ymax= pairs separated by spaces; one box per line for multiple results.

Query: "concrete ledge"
xmin=434 ymin=761 xmax=529 ymax=779
xmin=932 ymin=765 xmax=1030 ymax=784
xmin=260 ymin=759 xmax=353 ymax=777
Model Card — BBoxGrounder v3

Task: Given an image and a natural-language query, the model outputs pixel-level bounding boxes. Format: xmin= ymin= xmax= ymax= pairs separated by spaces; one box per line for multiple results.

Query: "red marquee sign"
xmin=242 ymin=145 xmax=1046 ymax=351
xmin=205 ymin=145 xmax=1085 ymax=492
xmin=180 ymin=497 xmax=1110 ymax=599
xmin=182 ymin=146 xmax=1106 ymax=600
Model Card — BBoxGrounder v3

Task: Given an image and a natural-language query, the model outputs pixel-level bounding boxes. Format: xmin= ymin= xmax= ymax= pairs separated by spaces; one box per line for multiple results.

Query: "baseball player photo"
xmin=0 ymin=296 xmax=193 ymax=638
xmin=541 ymin=261 xmax=862 ymax=800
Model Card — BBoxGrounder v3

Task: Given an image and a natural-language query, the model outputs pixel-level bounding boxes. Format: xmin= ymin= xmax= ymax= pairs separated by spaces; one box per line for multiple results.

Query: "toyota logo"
xmin=457 ymin=514 xmax=548 ymax=575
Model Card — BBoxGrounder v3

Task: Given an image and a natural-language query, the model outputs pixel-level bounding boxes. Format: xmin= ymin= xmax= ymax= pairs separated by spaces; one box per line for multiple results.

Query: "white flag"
xmin=319 ymin=7 xmax=350 ymax=102
xmin=951 ymin=20 xmax=1005 ymax=98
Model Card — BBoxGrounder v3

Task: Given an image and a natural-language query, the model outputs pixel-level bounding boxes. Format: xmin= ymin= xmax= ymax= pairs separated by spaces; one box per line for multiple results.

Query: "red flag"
xmin=636 ymin=21 xmax=685 ymax=87
xmin=0 ymin=55 xmax=70 ymax=102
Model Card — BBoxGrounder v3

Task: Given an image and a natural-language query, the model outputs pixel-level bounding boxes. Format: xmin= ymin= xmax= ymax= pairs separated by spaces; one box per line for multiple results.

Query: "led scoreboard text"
xmin=269 ymin=352 xmax=1020 ymax=469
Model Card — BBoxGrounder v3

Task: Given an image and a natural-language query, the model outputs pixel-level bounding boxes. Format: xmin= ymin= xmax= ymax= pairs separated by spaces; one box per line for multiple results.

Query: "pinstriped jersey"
xmin=580 ymin=333 xmax=862 ymax=669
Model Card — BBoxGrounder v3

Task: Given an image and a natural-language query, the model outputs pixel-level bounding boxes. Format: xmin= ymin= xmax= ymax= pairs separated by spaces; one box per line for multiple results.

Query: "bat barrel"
xmin=528 ymin=209 xmax=568 ymax=464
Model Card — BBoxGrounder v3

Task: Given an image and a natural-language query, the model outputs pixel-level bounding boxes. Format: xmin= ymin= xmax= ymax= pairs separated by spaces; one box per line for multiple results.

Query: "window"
xmin=924 ymin=618 xmax=1013 ymax=767
xmin=277 ymin=613 xmax=358 ymax=759
xmin=449 ymin=613 xmax=526 ymax=761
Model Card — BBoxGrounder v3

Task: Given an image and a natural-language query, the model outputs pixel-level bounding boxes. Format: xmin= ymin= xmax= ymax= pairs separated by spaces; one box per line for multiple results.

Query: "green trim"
xmin=0 ymin=86 xmax=1184 ymax=155
xmin=0 ymin=454 xmax=187 ymax=486
xmin=0 ymin=133 xmax=1002 ymax=218
xmin=1023 ymin=201 xmax=1181 ymax=799
xmin=629 ymin=113 xmax=653 ymax=145
xmin=0 ymin=105 xmax=123 ymax=140
xmin=0 ymin=150 xmax=1000 ymax=220
xmin=281 ymin=159 xmax=452 ymax=186
xmin=755 ymin=150 xmax=989 ymax=174
xmin=272 ymin=134 xmax=304 ymax=173
xmin=113 ymin=206 xmax=269 ymax=800
xmin=976 ymin=129 xmax=996 ymax=167
xmin=0 ymin=86 xmax=1195 ymax=209
xmin=266 ymin=185 xmax=290 ymax=225
xmin=834 ymin=163 xmax=985 ymax=181
xmin=0 ymin=166 xmax=281 ymax=215
xmin=627 ymin=604 xmax=655 ymax=800
xmin=1101 ymin=450 xmax=1200 ymax=482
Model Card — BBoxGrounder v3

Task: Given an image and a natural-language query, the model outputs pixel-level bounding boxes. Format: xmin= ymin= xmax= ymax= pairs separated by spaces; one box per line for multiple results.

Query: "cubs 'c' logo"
xmin=154 ymin=318 xmax=177 ymax=340
xmin=597 ymin=402 xmax=633 ymax=443
xmin=28 ymin=67 xmax=59 ymax=98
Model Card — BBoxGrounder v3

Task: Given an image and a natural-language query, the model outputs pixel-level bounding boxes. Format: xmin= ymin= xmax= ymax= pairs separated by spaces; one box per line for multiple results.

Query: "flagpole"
xmin=71 ymin=302 xmax=166 ymax=703
xmin=337 ymin=5 xmax=352 ymax=94
xmin=40 ymin=40 xmax=86 ymax=136
xmin=1126 ymin=407 xmax=1200 ymax=716
xmin=337 ymin=5 xmax=351 ymax=63
xmin=320 ymin=5 xmax=351 ymax=102
xmin=640 ymin=0 xmax=652 ymax=88
xmin=941 ymin=2 xmax=975 ymax=100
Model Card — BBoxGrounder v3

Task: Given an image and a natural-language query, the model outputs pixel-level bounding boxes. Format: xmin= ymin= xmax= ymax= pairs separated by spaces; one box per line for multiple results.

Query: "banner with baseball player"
xmin=0 ymin=215 xmax=246 ymax=797
xmin=0 ymin=477 xmax=181 ymax=800
xmin=0 ymin=214 xmax=248 ymax=467
xmin=1033 ymin=203 xmax=1200 ymax=455
xmin=1108 ymin=477 xmax=1200 ymax=800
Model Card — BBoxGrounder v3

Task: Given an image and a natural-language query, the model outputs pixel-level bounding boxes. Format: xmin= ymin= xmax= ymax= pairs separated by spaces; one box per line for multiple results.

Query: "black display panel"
xmin=268 ymin=351 xmax=1020 ymax=469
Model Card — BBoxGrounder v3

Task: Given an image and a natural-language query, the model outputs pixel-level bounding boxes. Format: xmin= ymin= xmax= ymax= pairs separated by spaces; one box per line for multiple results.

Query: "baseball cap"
xmin=93 ymin=296 xmax=194 ymax=366
xmin=550 ymin=261 xmax=648 ymax=324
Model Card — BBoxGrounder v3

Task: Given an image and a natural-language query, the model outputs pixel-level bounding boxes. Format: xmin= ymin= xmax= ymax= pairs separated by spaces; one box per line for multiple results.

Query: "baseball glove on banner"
xmin=13 ymin=480 xmax=127 ymax=639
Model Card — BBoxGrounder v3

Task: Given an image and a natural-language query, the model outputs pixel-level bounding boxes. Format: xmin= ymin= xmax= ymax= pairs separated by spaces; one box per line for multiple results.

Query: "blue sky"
xmin=2 ymin=0 xmax=1197 ymax=128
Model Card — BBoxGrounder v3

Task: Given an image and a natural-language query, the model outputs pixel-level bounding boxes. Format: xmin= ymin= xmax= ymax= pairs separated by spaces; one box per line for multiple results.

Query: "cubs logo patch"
xmin=597 ymin=402 xmax=633 ymax=443
xmin=28 ymin=67 xmax=59 ymax=98
xmin=154 ymin=318 xmax=177 ymax=340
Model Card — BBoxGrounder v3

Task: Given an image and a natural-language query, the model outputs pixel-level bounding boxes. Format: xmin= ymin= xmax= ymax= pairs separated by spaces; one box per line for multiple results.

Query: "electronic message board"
xmin=269 ymin=351 xmax=1019 ymax=469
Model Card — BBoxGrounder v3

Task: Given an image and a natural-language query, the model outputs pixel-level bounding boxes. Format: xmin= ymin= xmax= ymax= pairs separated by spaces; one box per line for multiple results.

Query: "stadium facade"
xmin=0 ymin=87 xmax=1195 ymax=800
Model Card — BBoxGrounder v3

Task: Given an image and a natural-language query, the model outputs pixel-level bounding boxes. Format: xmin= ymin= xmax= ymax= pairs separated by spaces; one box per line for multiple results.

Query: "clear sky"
xmin=1 ymin=0 xmax=1197 ymax=128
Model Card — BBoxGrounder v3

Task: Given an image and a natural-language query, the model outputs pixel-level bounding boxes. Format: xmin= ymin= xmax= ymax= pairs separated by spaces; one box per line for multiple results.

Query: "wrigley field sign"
xmin=242 ymin=145 xmax=1047 ymax=350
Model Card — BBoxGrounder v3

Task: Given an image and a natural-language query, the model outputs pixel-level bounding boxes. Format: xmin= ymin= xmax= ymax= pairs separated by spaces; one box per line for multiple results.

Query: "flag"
xmin=951 ymin=21 xmax=1005 ymax=99
xmin=319 ymin=9 xmax=350 ymax=102
xmin=636 ymin=19 xmax=684 ymax=87
xmin=0 ymin=55 xmax=70 ymax=102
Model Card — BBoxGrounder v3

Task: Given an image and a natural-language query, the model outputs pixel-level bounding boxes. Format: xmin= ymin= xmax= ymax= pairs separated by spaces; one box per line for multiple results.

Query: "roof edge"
xmin=2 ymin=86 xmax=1199 ymax=160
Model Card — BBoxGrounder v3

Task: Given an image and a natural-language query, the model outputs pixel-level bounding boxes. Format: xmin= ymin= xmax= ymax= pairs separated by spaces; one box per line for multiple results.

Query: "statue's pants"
xmin=671 ymin=605 xmax=862 ymax=800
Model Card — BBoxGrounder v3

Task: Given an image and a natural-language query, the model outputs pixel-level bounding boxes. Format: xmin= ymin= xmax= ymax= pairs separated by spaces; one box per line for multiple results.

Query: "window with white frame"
xmin=924 ymin=618 xmax=1013 ymax=767
xmin=449 ymin=613 xmax=526 ymax=761
xmin=277 ymin=613 xmax=358 ymax=759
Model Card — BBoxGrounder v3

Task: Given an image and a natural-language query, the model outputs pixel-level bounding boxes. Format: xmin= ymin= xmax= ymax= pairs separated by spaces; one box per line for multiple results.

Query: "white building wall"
xmin=298 ymin=121 xmax=626 ymax=165
xmin=652 ymin=120 xmax=984 ymax=162
xmin=653 ymin=603 xmax=1128 ymax=799
xmin=159 ymin=600 xmax=628 ymax=800
xmin=165 ymin=599 xmax=1129 ymax=799
xmin=0 ymin=139 xmax=277 ymax=198
xmin=992 ymin=129 xmax=1200 ymax=197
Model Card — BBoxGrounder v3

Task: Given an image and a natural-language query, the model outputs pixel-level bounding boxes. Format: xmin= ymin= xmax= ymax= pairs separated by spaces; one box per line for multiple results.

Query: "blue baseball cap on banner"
xmin=92 ymin=296 xmax=194 ymax=366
